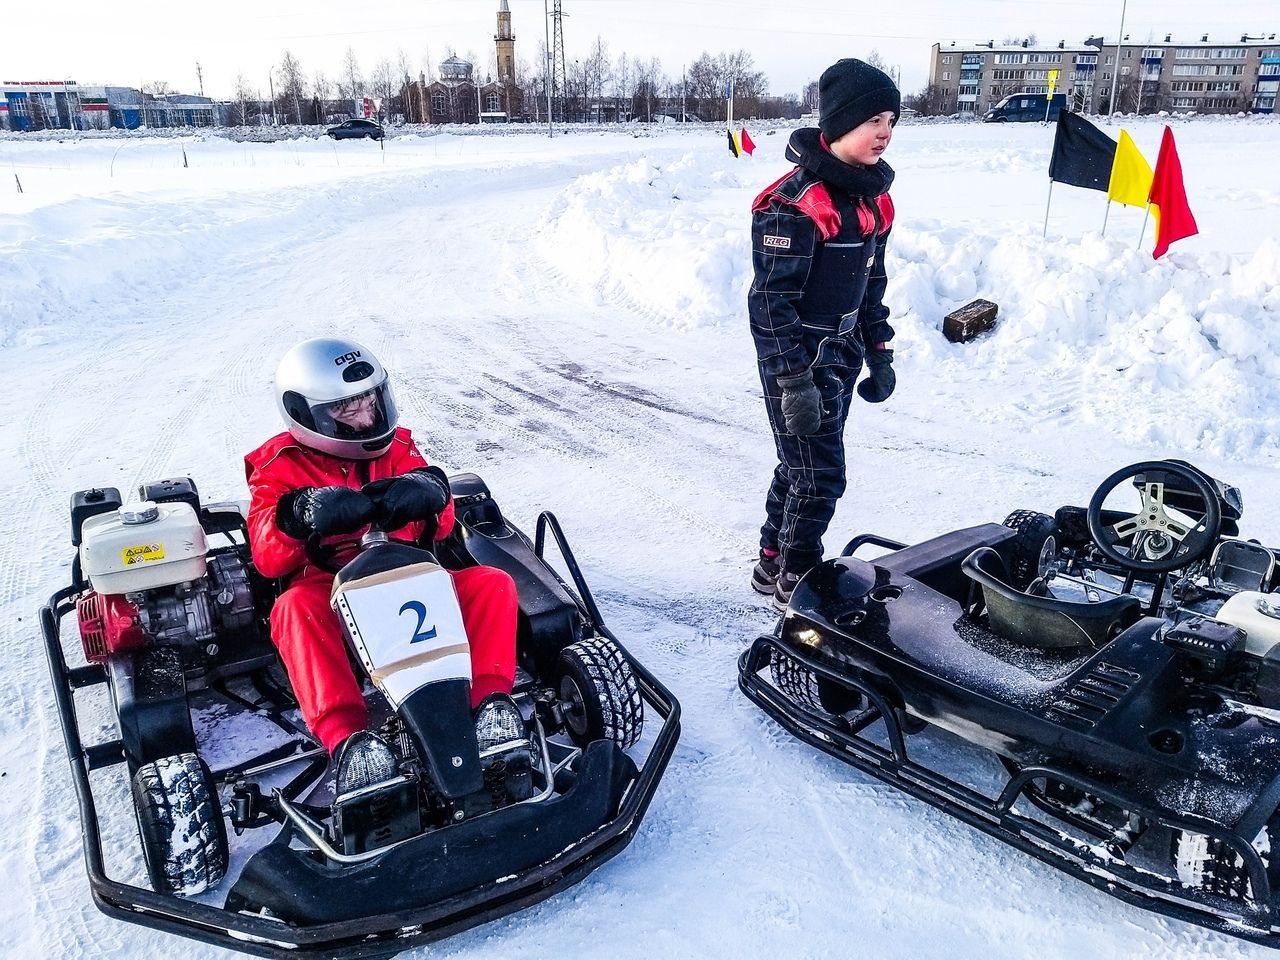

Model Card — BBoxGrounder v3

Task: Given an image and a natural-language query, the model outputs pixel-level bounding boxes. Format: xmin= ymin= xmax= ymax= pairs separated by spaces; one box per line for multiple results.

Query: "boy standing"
xmin=748 ymin=59 xmax=900 ymax=609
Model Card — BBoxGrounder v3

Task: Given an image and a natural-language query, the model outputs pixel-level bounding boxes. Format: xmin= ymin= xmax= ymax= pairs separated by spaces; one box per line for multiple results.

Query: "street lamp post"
xmin=1106 ymin=0 xmax=1128 ymax=115
xmin=268 ymin=65 xmax=279 ymax=125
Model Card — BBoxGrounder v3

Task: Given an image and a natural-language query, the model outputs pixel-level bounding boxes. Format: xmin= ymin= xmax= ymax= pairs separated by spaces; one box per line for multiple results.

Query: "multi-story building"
xmin=929 ymin=34 xmax=1278 ymax=115
xmin=0 ymin=80 xmax=215 ymax=131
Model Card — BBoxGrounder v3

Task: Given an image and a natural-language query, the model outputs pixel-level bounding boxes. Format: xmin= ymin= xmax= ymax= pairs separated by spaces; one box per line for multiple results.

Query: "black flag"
xmin=1048 ymin=112 xmax=1117 ymax=192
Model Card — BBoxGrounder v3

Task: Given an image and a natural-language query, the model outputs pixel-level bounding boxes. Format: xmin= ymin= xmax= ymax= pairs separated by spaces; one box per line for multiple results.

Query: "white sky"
xmin=2 ymin=0 xmax=1275 ymax=101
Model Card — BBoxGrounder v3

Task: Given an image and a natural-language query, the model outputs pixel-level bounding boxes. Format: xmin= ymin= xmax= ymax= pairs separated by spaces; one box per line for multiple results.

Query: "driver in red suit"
xmin=245 ymin=337 xmax=521 ymax=789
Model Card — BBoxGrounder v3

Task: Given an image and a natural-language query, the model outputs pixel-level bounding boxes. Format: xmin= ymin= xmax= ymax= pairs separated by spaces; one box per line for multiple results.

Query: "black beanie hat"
xmin=818 ymin=59 xmax=901 ymax=142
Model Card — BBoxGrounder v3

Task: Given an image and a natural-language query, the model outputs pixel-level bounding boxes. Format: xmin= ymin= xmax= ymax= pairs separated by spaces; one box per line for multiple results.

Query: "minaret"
xmin=495 ymin=0 xmax=516 ymax=83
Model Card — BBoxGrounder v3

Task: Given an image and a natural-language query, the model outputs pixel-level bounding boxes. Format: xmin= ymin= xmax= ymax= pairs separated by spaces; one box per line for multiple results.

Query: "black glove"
xmin=362 ymin=467 xmax=450 ymax=531
xmin=276 ymin=486 xmax=374 ymax=540
xmin=777 ymin=369 xmax=822 ymax=437
xmin=857 ymin=348 xmax=896 ymax=403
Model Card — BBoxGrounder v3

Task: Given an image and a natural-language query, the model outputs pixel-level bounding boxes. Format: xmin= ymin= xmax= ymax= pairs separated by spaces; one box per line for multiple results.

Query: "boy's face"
xmin=329 ymin=390 xmax=378 ymax=430
xmin=829 ymin=111 xmax=896 ymax=167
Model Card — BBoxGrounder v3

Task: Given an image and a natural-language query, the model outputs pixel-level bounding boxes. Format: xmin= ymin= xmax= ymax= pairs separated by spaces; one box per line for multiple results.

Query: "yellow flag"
xmin=1107 ymin=129 xmax=1154 ymax=208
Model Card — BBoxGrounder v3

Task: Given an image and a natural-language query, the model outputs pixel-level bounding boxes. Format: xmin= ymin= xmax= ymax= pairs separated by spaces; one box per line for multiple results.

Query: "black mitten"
xmin=277 ymin=486 xmax=374 ymax=539
xmin=857 ymin=348 xmax=896 ymax=403
xmin=362 ymin=467 xmax=450 ymax=531
xmin=777 ymin=370 xmax=822 ymax=436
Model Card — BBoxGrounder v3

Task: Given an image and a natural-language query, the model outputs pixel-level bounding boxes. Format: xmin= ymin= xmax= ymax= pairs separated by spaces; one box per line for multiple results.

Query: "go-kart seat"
xmin=961 ymin=547 xmax=1141 ymax=650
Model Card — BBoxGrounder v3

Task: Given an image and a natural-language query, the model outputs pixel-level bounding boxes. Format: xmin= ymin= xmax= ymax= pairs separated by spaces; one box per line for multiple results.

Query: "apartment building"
xmin=928 ymin=34 xmax=1278 ymax=115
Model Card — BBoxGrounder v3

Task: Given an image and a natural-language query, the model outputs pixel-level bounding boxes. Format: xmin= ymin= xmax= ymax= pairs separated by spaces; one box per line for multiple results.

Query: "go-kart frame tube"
xmin=738 ymin=631 xmax=1280 ymax=946
xmin=40 ymin=573 xmax=681 ymax=959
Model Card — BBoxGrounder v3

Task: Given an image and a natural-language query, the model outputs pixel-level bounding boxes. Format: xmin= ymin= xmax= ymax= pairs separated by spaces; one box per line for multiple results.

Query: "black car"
xmin=741 ymin=459 xmax=1280 ymax=946
xmin=326 ymin=118 xmax=384 ymax=140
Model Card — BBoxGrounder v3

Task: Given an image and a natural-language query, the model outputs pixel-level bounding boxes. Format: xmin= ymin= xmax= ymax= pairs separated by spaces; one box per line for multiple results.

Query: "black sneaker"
xmin=773 ymin=571 xmax=804 ymax=612
xmin=334 ymin=730 xmax=399 ymax=796
xmin=751 ymin=551 xmax=782 ymax=595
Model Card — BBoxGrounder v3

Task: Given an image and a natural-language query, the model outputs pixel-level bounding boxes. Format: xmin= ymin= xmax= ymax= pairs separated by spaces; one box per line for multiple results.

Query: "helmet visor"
xmin=289 ymin=383 xmax=398 ymax=446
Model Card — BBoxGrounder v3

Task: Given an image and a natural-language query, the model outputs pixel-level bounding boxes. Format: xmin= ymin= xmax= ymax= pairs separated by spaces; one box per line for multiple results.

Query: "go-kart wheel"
xmin=770 ymin=651 xmax=867 ymax=717
xmin=1086 ymin=461 xmax=1222 ymax=574
xmin=1002 ymin=510 xmax=1058 ymax=589
xmin=1172 ymin=812 xmax=1280 ymax=900
xmin=132 ymin=753 xmax=228 ymax=896
xmin=770 ymin=651 xmax=824 ymax=711
xmin=556 ymin=637 xmax=643 ymax=749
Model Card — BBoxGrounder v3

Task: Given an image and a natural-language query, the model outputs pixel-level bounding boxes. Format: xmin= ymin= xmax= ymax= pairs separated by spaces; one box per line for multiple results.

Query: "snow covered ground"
xmin=2 ymin=115 xmax=1279 ymax=959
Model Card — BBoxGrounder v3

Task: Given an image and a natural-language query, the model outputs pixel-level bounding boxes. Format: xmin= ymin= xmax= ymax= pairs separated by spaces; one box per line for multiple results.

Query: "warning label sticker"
xmin=122 ymin=543 xmax=165 ymax=565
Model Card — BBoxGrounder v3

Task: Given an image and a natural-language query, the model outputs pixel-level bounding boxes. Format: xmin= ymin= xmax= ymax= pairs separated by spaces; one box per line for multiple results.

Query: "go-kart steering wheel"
xmin=1086 ymin=461 xmax=1222 ymax=574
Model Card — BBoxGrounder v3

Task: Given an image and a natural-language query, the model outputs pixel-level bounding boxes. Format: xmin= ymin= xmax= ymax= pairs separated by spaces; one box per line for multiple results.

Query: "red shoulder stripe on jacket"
xmin=751 ymin=170 xmax=841 ymax=241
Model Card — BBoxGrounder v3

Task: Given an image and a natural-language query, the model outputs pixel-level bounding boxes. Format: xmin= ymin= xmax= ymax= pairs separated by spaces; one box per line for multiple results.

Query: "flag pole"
xmin=1106 ymin=0 xmax=1129 ymax=117
xmin=1102 ymin=199 xmax=1112 ymax=236
xmin=1137 ymin=202 xmax=1152 ymax=248
xmin=1043 ymin=181 xmax=1054 ymax=238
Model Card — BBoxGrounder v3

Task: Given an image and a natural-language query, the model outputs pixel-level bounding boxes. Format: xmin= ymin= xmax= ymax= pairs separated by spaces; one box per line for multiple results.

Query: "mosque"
xmin=403 ymin=0 xmax=523 ymax=123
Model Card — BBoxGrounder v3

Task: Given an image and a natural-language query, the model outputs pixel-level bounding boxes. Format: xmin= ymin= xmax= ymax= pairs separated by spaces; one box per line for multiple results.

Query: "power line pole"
xmin=551 ymin=0 xmax=567 ymax=122
xmin=543 ymin=0 xmax=554 ymax=136
xmin=196 ymin=62 xmax=204 ymax=98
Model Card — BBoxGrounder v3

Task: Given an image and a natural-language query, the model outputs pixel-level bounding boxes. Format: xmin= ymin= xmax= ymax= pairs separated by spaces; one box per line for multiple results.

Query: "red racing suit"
xmin=245 ymin=426 xmax=518 ymax=753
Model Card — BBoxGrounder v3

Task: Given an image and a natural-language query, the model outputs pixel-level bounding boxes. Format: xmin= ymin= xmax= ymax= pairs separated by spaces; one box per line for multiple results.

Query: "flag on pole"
xmin=1048 ymin=112 xmax=1116 ymax=192
xmin=738 ymin=127 xmax=756 ymax=156
xmin=1106 ymin=129 xmax=1153 ymax=208
xmin=727 ymin=130 xmax=741 ymax=157
xmin=1047 ymin=69 xmax=1059 ymax=95
xmin=1149 ymin=125 xmax=1198 ymax=259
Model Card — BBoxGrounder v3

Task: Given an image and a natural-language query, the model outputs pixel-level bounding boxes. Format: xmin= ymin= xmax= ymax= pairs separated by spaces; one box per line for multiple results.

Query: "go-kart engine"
xmin=78 ymin=548 xmax=255 ymax=663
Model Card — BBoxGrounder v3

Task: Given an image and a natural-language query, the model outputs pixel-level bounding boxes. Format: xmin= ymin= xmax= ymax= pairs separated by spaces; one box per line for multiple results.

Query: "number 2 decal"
xmin=399 ymin=601 xmax=438 ymax=644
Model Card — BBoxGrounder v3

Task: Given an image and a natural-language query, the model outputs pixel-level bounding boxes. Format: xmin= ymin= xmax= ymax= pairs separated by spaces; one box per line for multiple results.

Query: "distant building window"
xmin=431 ymin=93 xmax=446 ymax=114
xmin=942 ymin=71 xmax=950 ymax=81
xmin=942 ymin=55 xmax=952 ymax=64
xmin=486 ymin=92 xmax=500 ymax=111
xmin=1172 ymin=96 xmax=1198 ymax=107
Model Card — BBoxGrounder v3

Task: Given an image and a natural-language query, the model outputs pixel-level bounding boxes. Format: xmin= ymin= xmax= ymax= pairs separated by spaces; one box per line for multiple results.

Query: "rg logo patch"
xmin=762 ymin=235 xmax=791 ymax=250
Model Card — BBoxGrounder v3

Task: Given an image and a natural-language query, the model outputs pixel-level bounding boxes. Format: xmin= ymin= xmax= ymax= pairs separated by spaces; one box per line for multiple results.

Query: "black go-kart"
xmin=40 ymin=472 xmax=679 ymax=959
xmin=740 ymin=459 xmax=1280 ymax=945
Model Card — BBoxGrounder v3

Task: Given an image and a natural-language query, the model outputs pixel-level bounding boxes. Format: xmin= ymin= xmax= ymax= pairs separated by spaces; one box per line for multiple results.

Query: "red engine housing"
xmin=76 ymin=592 xmax=145 ymax=663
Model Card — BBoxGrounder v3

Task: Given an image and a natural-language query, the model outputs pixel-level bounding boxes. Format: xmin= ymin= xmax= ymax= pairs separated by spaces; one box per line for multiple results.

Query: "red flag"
xmin=739 ymin=127 xmax=756 ymax=155
xmin=1148 ymin=126 xmax=1198 ymax=259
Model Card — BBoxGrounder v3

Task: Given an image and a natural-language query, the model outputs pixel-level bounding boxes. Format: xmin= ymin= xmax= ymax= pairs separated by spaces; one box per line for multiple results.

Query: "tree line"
xmin=209 ymin=41 xmax=819 ymax=125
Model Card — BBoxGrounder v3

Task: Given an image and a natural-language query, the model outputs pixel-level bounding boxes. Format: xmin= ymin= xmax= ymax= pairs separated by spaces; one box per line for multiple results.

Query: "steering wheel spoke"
xmin=1111 ymin=516 xmax=1141 ymax=541
xmin=1087 ymin=461 xmax=1222 ymax=574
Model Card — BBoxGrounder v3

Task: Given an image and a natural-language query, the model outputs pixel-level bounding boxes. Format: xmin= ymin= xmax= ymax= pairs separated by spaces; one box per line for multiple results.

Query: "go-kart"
xmin=740 ymin=460 xmax=1280 ymax=945
xmin=40 ymin=473 xmax=679 ymax=959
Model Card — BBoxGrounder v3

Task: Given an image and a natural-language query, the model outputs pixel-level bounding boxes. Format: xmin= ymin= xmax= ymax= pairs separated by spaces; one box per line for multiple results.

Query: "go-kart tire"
xmin=556 ymin=637 xmax=643 ymax=749
xmin=1172 ymin=822 xmax=1279 ymax=900
xmin=770 ymin=651 xmax=866 ymax=717
xmin=1002 ymin=510 xmax=1058 ymax=589
xmin=132 ymin=753 xmax=228 ymax=896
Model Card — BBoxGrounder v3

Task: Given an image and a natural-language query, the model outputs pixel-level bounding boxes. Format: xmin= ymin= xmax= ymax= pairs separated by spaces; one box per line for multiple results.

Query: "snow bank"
xmin=534 ymin=119 xmax=1280 ymax=460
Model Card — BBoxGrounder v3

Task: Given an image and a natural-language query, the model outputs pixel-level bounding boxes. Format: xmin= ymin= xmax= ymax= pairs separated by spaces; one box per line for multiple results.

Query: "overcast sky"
xmin=2 ymin=0 xmax=1275 ymax=101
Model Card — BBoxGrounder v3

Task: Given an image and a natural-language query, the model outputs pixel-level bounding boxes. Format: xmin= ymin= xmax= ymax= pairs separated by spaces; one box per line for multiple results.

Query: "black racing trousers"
xmin=758 ymin=361 xmax=859 ymax=575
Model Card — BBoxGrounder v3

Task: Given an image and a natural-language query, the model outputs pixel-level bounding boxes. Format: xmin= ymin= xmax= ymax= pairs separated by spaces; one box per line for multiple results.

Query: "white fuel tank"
xmin=1214 ymin=591 xmax=1280 ymax=657
xmin=80 ymin=501 xmax=208 ymax=594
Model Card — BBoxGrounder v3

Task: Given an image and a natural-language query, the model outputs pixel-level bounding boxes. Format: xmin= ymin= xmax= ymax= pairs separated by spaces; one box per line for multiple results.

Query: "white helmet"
xmin=275 ymin=337 xmax=399 ymax=459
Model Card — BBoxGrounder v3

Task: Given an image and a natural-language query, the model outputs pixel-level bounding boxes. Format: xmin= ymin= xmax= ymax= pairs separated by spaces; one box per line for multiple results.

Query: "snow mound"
xmin=536 ymin=147 xmax=1280 ymax=461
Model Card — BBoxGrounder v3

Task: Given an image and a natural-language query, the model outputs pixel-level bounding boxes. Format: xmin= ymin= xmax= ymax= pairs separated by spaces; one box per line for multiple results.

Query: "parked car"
xmin=983 ymin=93 xmax=1066 ymax=122
xmin=326 ymin=118 xmax=384 ymax=140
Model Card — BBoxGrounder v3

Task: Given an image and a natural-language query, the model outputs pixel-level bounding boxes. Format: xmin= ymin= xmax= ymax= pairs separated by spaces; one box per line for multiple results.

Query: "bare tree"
xmin=232 ymin=73 xmax=255 ymax=126
xmin=801 ymin=79 xmax=819 ymax=113
xmin=584 ymin=36 xmax=611 ymax=121
xmin=311 ymin=70 xmax=331 ymax=124
xmin=277 ymin=51 xmax=306 ymax=124
xmin=142 ymin=80 xmax=173 ymax=96
xmin=370 ymin=59 xmax=397 ymax=121
xmin=632 ymin=57 xmax=664 ymax=121
xmin=904 ymin=83 xmax=956 ymax=117
xmin=339 ymin=47 xmax=364 ymax=106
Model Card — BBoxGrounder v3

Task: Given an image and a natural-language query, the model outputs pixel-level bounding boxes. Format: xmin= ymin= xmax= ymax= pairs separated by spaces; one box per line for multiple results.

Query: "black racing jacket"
xmin=748 ymin=127 xmax=895 ymax=379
